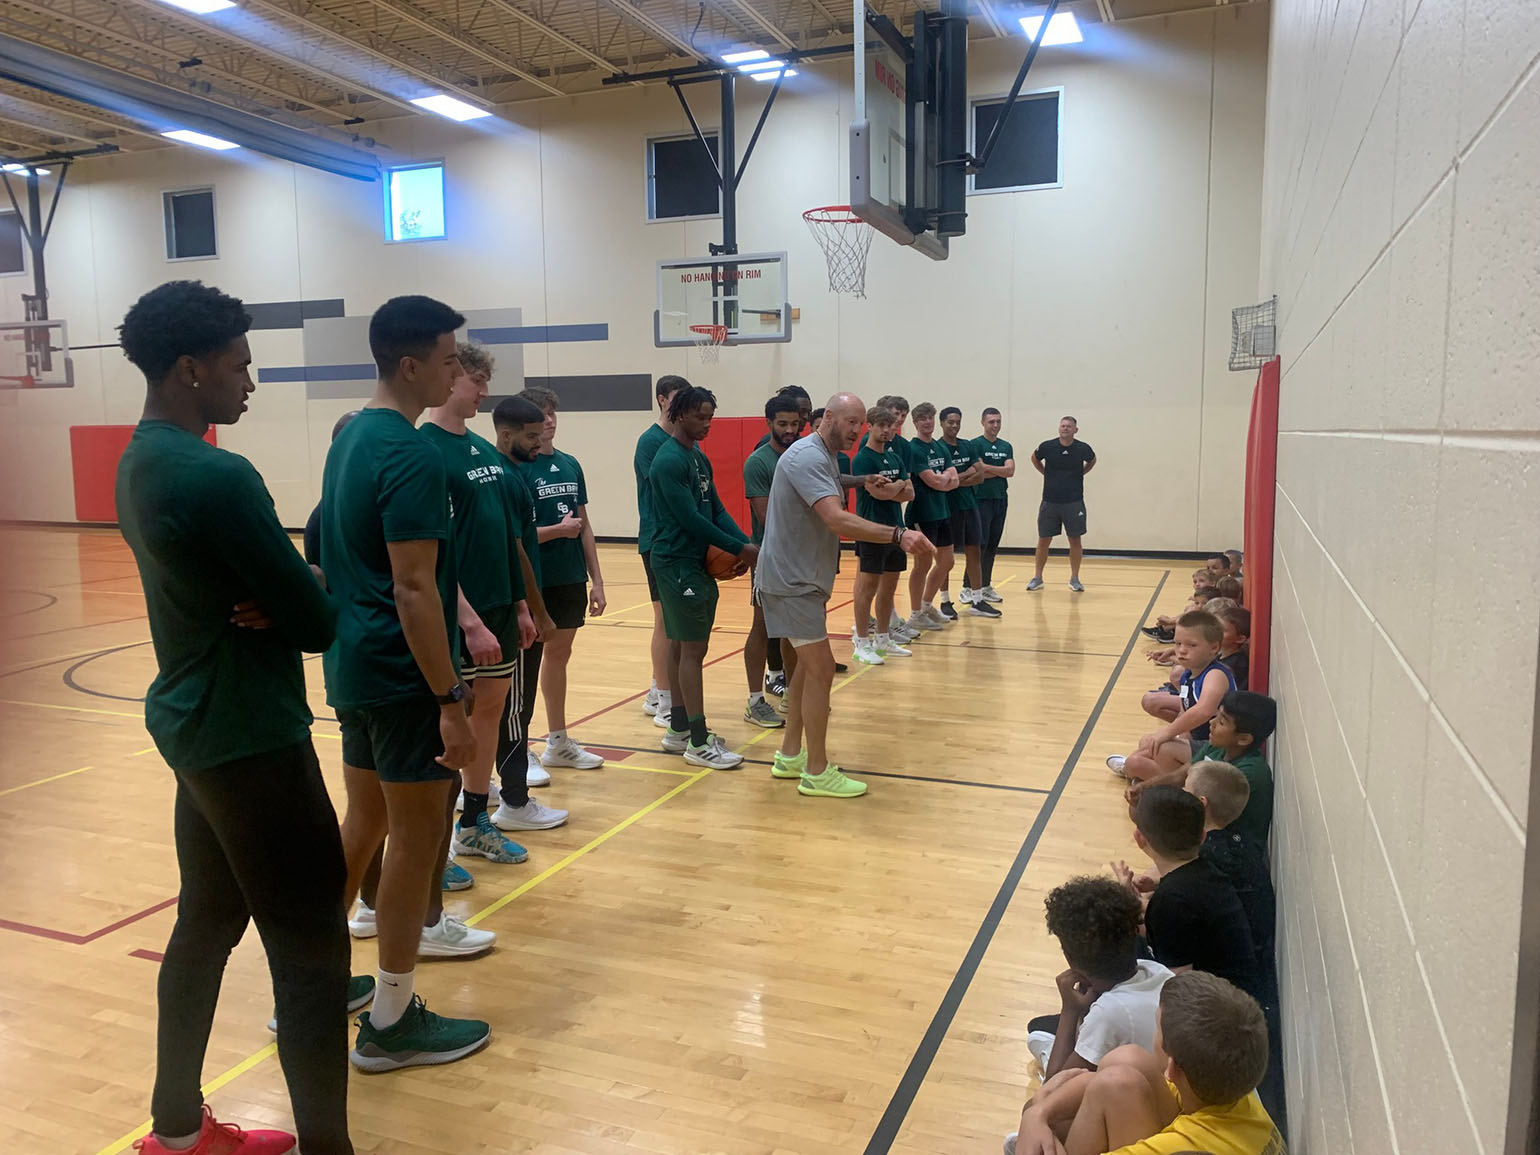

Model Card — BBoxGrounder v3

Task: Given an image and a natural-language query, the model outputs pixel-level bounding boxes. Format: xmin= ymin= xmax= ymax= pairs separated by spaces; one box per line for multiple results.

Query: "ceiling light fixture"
xmin=162 ymin=128 xmax=240 ymax=150
xmin=410 ymin=93 xmax=493 ymax=121
xmin=722 ymin=49 xmax=771 ymax=64
xmin=1019 ymin=12 xmax=1082 ymax=45
xmin=155 ymin=0 xmax=237 ymax=15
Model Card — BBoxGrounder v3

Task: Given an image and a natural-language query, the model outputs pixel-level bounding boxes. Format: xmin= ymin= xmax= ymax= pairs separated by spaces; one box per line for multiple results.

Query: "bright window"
xmin=386 ymin=162 xmax=446 ymax=242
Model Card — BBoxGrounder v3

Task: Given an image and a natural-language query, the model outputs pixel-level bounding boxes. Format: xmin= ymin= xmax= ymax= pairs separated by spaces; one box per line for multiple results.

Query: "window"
xmin=163 ymin=188 xmax=217 ymax=260
xmin=0 ymin=212 xmax=23 ymax=275
xmin=647 ymin=134 xmax=721 ymax=221
xmin=385 ymin=162 xmax=446 ymax=242
xmin=970 ymin=90 xmax=1062 ymax=193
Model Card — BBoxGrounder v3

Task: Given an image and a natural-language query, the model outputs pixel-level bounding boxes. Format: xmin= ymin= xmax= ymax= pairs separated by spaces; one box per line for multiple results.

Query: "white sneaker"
xmin=684 ymin=733 xmax=744 ymax=770
xmin=980 ymin=586 xmax=1003 ymax=603
xmin=851 ymin=635 xmax=885 ymax=665
xmin=907 ymin=610 xmax=943 ymax=634
xmin=1106 ymin=755 xmax=1128 ymax=778
xmin=526 ymin=749 xmax=550 ymax=787
xmin=924 ymin=604 xmax=950 ymax=627
xmin=642 ymin=687 xmax=660 ymax=716
xmin=542 ymin=735 xmax=605 ymax=769
xmin=418 ymin=913 xmax=496 ymax=959
xmin=876 ymin=634 xmax=912 ymax=658
xmin=1027 ymin=1029 xmax=1056 ymax=1071
xmin=661 ymin=727 xmax=689 ymax=754
xmin=960 ymin=587 xmax=975 ymax=604
xmin=348 ymin=900 xmax=377 ymax=939
xmin=653 ymin=708 xmax=673 ymax=729
xmin=455 ymin=781 xmax=501 ymax=811
xmin=493 ymin=798 xmax=569 ymax=830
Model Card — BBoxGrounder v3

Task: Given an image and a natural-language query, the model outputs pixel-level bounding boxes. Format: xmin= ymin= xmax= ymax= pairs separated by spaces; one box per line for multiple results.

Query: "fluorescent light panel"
xmin=722 ymin=49 xmax=770 ymax=64
xmin=2 ymin=164 xmax=50 ymax=174
xmin=749 ymin=68 xmax=796 ymax=81
xmin=162 ymin=128 xmax=240 ymax=150
xmin=1019 ymin=12 xmax=1082 ymax=45
xmin=410 ymin=93 xmax=492 ymax=122
xmin=155 ymin=0 xmax=237 ymax=14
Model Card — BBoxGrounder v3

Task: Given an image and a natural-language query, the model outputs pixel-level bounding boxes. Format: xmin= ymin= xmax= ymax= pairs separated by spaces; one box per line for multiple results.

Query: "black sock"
xmin=689 ymin=715 xmax=709 ymax=746
xmin=670 ymin=704 xmax=688 ymax=733
xmin=459 ymin=791 xmax=488 ymax=828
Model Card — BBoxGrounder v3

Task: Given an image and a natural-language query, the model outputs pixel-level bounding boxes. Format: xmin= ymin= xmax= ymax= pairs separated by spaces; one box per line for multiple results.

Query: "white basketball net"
xmin=804 ymin=206 xmax=874 ymax=297
xmin=690 ymin=324 xmax=727 ymax=364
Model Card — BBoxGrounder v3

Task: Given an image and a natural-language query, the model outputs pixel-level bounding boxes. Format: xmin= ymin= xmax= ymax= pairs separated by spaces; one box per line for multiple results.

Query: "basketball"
xmin=705 ymin=545 xmax=744 ymax=581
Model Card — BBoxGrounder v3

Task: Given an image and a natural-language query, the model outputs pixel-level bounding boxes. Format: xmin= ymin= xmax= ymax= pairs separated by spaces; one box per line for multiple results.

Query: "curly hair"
xmin=456 ymin=341 xmax=494 ymax=378
xmin=519 ymin=385 xmax=560 ymax=413
xmin=118 ymin=281 xmax=251 ymax=381
xmin=667 ymin=384 xmax=717 ymax=424
xmin=1043 ymin=876 xmax=1143 ymax=982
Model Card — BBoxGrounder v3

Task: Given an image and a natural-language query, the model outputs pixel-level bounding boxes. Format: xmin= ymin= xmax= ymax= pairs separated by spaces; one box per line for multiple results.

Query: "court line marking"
xmin=0 ymin=640 xmax=151 ymax=680
xmin=0 ymin=744 xmax=159 ymax=797
xmin=861 ymin=569 xmax=1170 ymax=1154
xmin=96 ymin=1045 xmax=280 ymax=1155
xmin=0 ymin=697 xmax=145 ymax=720
xmin=1 ymin=896 xmax=180 ymax=947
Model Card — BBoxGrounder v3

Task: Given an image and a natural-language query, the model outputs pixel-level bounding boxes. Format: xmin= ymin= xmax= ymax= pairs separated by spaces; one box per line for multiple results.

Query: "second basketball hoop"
xmin=804 ymin=206 xmax=873 ymax=297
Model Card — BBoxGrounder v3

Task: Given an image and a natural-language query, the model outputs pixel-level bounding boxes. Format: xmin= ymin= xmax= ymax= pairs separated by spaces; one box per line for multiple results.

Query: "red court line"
xmin=129 ymin=948 xmax=164 ymax=963
xmin=0 ymin=896 xmax=177 ymax=945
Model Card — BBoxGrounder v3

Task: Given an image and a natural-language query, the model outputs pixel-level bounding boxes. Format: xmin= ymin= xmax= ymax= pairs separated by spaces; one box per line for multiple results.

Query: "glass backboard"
xmin=654 ymin=252 xmax=791 ymax=347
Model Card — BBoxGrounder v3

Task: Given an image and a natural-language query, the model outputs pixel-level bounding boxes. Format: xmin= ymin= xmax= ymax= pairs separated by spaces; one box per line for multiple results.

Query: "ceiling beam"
xmin=974 ymin=0 xmax=1008 ymax=37
xmin=475 ymin=0 xmax=624 ymax=75
xmin=717 ymin=0 xmax=797 ymax=50
xmin=600 ymin=0 xmax=701 ymax=60
xmin=359 ymin=0 xmax=564 ymax=96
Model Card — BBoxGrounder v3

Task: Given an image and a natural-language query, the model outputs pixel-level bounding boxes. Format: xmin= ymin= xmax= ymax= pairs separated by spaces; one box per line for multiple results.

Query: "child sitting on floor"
xmin=1110 ymin=611 xmax=1235 ymax=783
xmin=1142 ymin=570 xmax=1214 ymax=642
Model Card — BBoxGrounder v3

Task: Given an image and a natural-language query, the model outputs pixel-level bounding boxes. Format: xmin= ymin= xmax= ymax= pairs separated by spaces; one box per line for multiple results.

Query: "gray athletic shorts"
xmin=759 ymin=590 xmax=829 ymax=646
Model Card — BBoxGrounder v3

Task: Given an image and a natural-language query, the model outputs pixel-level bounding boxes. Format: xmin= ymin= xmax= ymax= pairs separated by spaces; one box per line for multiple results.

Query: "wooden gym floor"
xmin=0 ymin=526 xmax=1179 ymax=1155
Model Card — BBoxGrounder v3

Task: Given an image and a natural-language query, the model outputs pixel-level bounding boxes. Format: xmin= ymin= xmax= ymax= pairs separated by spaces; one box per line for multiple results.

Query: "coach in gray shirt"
xmin=756 ymin=392 xmax=933 ymax=799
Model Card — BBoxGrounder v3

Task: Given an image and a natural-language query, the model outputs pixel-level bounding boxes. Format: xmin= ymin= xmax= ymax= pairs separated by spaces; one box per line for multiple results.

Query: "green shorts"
xmin=652 ymin=556 xmax=719 ymax=643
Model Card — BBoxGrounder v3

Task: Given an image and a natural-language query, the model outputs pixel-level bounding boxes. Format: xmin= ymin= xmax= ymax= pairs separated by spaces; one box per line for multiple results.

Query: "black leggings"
xmin=978 ymin=497 xmax=1009 ymax=585
xmin=496 ymin=640 xmax=543 ymax=806
xmin=153 ymin=742 xmax=352 ymax=1153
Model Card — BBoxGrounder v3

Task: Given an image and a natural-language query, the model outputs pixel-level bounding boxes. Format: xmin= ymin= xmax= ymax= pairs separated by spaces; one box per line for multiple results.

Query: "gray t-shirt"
xmin=755 ymin=433 xmax=843 ymax=599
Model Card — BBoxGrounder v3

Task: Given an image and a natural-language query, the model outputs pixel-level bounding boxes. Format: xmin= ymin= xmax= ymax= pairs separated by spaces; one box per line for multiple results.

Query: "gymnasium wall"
xmin=1260 ymin=0 xmax=1540 ymax=1150
xmin=0 ymin=6 xmax=1267 ymax=548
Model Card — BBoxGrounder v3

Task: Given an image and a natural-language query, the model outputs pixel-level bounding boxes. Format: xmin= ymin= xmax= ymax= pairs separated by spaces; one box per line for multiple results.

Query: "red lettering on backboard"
xmin=873 ymin=58 xmax=906 ymax=104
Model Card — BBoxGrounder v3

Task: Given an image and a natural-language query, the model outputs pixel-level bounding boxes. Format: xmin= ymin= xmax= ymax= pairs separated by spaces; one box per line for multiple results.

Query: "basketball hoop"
xmin=689 ymin=323 xmax=729 ymax=364
xmin=803 ymin=205 xmax=873 ymax=297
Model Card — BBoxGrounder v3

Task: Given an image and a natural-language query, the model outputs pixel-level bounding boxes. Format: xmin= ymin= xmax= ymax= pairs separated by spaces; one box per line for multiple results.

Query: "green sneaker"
xmin=798 ymin=764 xmax=868 ymax=798
xmin=771 ymin=749 xmax=807 ymax=779
xmin=268 ymin=974 xmax=375 ymax=1032
xmin=349 ymin=995 xmax=491 ymax=1072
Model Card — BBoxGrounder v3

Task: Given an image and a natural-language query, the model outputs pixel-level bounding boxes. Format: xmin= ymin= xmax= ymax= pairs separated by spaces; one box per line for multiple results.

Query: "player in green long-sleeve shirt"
xmin=633 ymin=376 xmax=687 ymax=722
xmin=114 ymin=280 xmax=354 ymax=1155
xmin=648 ymin=383 xmax=758 ymax=769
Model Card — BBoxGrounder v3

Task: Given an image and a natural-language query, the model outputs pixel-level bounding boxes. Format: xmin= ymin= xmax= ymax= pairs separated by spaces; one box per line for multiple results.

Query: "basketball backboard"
xmin=654 ymin=252 xmax=791 ymax=347
xmin=0 ymin=319 xmax=72 ymax=387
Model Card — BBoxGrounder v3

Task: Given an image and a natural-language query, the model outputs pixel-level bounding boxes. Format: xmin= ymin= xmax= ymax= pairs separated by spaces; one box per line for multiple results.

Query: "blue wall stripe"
xmin=258 ymin=363 xmax=375 ymax=383
xmin=468 ymin=323 xmax=608 ymax=344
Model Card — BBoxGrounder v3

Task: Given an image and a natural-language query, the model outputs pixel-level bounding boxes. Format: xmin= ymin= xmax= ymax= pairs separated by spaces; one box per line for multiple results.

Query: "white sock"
xmin=549 ymin=729 xmax=567 ymax=744
xmin=890 ymin=613 xmax=904 ymax=629
xmin=657 ymin=690 xmax=672 ymax=710
xmin=877 ymin=633 xmax=891 ymax=648
xmin=749 ymin=691 xmax=764 ymax=705
xmin=649 ymin=678 xmax=658 ymax=693
xmin=371 ymin=967 xmax=414 ymax=1029
xmin=157 ymin=1127 xmax=203 ymax=1151
xmin=942 ymin=588 xmax=952 ymax=602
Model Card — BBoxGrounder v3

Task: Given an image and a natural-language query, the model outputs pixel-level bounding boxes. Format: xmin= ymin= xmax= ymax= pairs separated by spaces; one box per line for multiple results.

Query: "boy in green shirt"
xmin=939 ymin=405 xmax=997 ymax=618
xmin=116 ymin=281 xmax=352 ymax=1155
xmin=323 ymin=295 xmax=491 ymax=1073
xmin=850 ymin=404 xmax=916 ymax=664
xmin=634 ymin=376 xmax=686 ymax=723
xmin=741 ymin=393 xmax=803 ymax=727
xmin=904 ymin=402 xmax=960 ymax=633
xmin=973 ymin=406 xmax=1014 ymax=603
xmin=649 ymin=383 xmax=758 ymax=769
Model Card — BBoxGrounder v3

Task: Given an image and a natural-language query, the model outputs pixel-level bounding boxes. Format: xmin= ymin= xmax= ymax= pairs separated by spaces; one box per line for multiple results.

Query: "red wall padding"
xmin=70 ymin=424 xmax=217 ymax=523
xmin=698 ymin=416 xmax=758 ymax=536
xmin=1243 ymin=359 xmax=1280 ymax=694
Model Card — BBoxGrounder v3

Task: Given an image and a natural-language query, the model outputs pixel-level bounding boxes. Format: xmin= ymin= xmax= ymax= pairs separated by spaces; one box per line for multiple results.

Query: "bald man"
xmin=754 ymin=393 xmax=934 ymax=799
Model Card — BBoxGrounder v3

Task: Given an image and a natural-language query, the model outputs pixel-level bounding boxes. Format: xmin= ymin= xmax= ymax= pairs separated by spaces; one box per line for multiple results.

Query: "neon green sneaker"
xmin=798 ymin=765 xmax=867 ymax=798
xmin=772 ymin=749 xmax=807 ymax=779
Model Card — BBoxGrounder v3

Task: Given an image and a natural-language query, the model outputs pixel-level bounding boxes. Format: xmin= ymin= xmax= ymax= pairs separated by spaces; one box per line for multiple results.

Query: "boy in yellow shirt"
xmin=1012 ymin=971 xmax=1283 ymax=1155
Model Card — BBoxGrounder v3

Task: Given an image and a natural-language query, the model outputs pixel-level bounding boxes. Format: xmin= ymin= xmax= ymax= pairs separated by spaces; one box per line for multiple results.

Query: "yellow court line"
xmin=0 ymin=697 xmax=145 ymax=721
xmin=610 ymin=761 xmax=694 ymax=777
xmin=589 ymin=597 xmax=657 ymax=621
xmin=0 ymin=764 xmax=93 ymax=797
xmin=96 ymin=1045 xmax=279 ymax=1155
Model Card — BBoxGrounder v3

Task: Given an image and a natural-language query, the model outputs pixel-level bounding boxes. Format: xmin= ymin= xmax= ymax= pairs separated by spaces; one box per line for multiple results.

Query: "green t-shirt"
xmin=634 ymin=423 xmax=670 ymax=555
xmin=944 ymin=437 xmax=979 ymax=511
xmin=320 ymin=408 xmax=458 ymax=710
xmin=117 ymin=421 xmax=336 ymax=772
xmin=521 ymin=447 xmax=590 ymax=588
xmin=649 ymin=437 xmax=749 ymax=563
xmin=420 ymin=422 xmax=524 ymax=611
xmin=974 ymin=435 xmax=1014 ymax=501
xmin=1195 ymin=744 xmax=1274 ymax=847
xmin=500 ymin=455 xmax=542 ymax=591
xmin=743 ymin=441 xmax=781 ymax=545
xmin=907 ymin=436 xmax=953 ymax=524
xmin=852 ymin=442 xmax=909 ymax=526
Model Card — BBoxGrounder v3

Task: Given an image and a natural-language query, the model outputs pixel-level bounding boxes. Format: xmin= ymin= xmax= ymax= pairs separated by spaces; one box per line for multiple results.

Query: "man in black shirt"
xmin=1028 ymin=415 xmax=1095 ymax=592
xmin=1116 ymin=785 xmax=1263 ymax=1003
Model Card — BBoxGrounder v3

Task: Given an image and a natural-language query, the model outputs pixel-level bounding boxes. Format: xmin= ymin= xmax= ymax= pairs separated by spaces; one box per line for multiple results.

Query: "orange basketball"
xmin=706 ymin=545 xmax=744 ymax=581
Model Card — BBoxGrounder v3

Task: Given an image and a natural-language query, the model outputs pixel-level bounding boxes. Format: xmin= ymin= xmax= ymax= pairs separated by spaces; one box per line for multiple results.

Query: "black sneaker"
xmin=1154 ymin=630 xmax=1175 ymax=643
xmin=764 ymin=671 xmax=787 ymax=696
xmin=835 ymin=661 xmax=849 ymax=673
xmin=968 ymin=600 xmax=1002 ymax=618
xmin=1140 ymin=626 xmax=1164 ymax=639
xmin=940 ymin=601 xmax=959 ymax=621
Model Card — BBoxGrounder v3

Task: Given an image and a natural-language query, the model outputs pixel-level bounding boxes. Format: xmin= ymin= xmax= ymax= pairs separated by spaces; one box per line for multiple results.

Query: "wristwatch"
xmin=891 ymin=525 xmax=905 ymax=544
xmin=435 ymin=682 xmax=468 ymax=707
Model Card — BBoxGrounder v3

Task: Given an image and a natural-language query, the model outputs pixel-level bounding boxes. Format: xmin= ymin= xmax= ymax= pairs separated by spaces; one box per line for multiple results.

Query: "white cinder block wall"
xmin=1261 ymin=0 xmax=1539 ymax=1151
xmin=0 ymin=8 xmax=1266 ymax=548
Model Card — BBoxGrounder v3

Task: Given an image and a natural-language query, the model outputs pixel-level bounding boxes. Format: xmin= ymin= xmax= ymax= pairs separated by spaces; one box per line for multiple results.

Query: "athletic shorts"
xmin=652 ymin=556 xmax=718 ymax=643
xmin=641 ymin=550 xmax=660 ymax=602
xmin=336 ymin=695 xmax=456 ymax=784
xmin=541 ymin=581 xmax=587 ymax=631
xmin=855 ymin=540 xmax=907 ymax=574
xmin=949 ymin=507 xmax=982 ymax=547
xmin=1038 ymin=500 xmax=1088 ymax=539
xmin=917 ymin=516 xmax=953 ymax=549
xmin=460 ymin=603 xmax=518 ymax=681
xmin=759 ymin=589 xmax=829 ymax=644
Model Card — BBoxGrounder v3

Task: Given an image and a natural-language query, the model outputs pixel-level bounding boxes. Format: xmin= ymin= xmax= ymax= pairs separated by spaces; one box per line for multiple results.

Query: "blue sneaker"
xmin=452 ymin=812 xmax=529 ymax=864
xmin=441 ymin=860 xmax=474 ymax=891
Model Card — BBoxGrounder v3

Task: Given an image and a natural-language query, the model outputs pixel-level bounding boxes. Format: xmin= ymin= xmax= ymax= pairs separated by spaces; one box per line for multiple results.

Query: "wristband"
xmin=892 ymin=525 xmax=903 ymax=545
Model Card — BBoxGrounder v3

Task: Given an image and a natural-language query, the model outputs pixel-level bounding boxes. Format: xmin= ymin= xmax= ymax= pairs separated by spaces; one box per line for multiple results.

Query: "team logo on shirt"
xmin=549 ymin=462 xmax=560 ymax=472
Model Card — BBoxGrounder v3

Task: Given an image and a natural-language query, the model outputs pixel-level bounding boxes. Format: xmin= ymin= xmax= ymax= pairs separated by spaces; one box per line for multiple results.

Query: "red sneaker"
xmin=134 ymin=1107 xmax=296 ymax=1155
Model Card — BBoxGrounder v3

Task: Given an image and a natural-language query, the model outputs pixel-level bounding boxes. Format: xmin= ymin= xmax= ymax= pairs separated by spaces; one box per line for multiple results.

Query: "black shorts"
xmin=917 ymin=516 xmax=953 ymax=549
xmin=855 ymin=540 xmax=907 ymax=574
xmin=336 ymin=695 xmax=456 ymax=784
xmin=1038 ymin=500 xmax=1088 ymax=539
xmin=949 ymin=507 xmax=982 ymax=547
xmin=460 ymin=603 xmax=519 ymax=681
xmin=641 ymin=550 xmax=660 ymax=602
xmin=542 ymin=581 xmax=587 ymax=631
